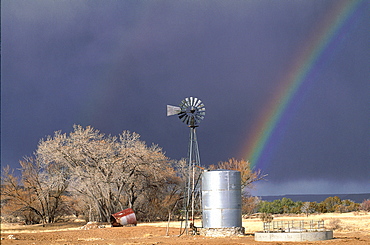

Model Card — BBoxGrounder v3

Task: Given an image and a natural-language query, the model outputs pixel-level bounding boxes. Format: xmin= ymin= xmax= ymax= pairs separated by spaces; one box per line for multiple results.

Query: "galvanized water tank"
xmin=202 ymin=170 xmax=242 ymax=228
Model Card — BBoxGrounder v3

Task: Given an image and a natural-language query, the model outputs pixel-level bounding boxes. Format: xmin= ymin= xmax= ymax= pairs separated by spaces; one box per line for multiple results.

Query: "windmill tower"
xmin=167 ymin=97 xmax=205 ymax=234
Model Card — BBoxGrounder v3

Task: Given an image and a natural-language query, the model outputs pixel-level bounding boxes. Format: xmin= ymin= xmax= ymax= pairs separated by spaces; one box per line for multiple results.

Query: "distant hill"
xmin=258 ymin=193 xmax=370 ymax=203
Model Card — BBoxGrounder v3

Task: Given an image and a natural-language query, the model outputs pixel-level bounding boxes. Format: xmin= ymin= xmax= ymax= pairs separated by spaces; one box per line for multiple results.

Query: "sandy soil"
xmin=1 ymin=212 xmax=369 ymax=244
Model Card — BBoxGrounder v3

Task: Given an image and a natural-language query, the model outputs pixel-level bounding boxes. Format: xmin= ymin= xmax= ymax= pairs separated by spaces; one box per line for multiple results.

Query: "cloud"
xmin=251 ymin=179 xmax=370 ymax=196
xmin=2 ymin=1 xmax=368 ymax=195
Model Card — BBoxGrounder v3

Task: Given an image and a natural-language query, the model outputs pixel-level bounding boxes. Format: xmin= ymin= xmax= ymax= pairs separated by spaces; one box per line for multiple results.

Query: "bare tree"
xmin=3 ymin=125 xmax=190 ymax=223
xmin=361 ymin=199 xmax=370 ymax=211
xmin=208 ymin=158 xmax=266 ymax=191
xmin=36 ymin=125 xmax=117 ymax=221
xmin=1 ymin=155 xmax=69 ymax=225
xmin=301 ymin=202 xmax=310 ymax=217
xmin=36 ymin=125 xmax=175 ymax=222
xmin=242 ymin=196 xmax=261 ymax=216
xmin=1 ymin=166 xmax=38 ymax=224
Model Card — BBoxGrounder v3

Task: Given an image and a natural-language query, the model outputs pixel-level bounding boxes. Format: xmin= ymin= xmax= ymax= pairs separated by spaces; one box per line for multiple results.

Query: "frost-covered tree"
xmin=35 ymin=125 xmax=174 ymax=222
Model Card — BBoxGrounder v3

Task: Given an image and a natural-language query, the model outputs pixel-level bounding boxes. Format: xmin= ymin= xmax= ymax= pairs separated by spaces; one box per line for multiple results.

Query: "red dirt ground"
xmin=1 ymin=224 xmax=369 ymax=245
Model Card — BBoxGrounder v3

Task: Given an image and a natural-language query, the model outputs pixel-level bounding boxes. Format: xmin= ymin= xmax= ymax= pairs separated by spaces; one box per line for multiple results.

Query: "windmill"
xmin=167 ymin=97 xmax=205 ymax=234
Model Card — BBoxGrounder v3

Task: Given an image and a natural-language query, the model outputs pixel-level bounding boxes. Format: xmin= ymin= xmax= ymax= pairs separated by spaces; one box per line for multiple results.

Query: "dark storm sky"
xmin=2 ymin=0 xmax=369 ymax=195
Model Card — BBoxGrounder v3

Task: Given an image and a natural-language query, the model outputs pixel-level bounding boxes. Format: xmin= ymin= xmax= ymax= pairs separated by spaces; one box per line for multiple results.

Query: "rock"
xmin=79 ymin=222 xmax=106 ymax=230
xmin=7 ymin=235 xmax=18 ymax=240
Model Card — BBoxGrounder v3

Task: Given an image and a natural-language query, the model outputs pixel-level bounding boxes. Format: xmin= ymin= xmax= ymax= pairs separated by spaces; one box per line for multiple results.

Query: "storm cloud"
xmin=2 ymin=0 xmax=369 ymax=195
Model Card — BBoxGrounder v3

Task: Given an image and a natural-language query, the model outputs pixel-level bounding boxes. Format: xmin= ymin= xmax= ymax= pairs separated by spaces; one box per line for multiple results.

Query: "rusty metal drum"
xmin=202 ymin=170 xmax=242 ymax=228
xmin=111 ymin=208 xmax=137 ymax=226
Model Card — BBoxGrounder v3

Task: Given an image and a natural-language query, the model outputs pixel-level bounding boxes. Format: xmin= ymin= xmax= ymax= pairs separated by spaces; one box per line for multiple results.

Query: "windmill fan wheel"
xmin=178 ymin=97 xmax=205 ymax=126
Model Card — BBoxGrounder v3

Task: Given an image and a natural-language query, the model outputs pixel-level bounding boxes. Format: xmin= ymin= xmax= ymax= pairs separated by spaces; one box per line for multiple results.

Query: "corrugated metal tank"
xmin=202 ymin=170 xmax=242 ymax=228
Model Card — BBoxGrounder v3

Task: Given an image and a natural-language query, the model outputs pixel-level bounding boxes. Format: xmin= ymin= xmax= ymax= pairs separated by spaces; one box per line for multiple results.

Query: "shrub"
xmin=360 ymin=199 xmax=370 ymax=212
xmin=327 ymin=218 xmax=342 ymax=230
xmin=260 ymin=213 xmax=274 ymax=223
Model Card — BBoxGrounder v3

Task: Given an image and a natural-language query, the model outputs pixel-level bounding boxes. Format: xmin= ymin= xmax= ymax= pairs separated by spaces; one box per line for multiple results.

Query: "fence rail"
xmin=263 ymin=220 xmax=325 ymax=233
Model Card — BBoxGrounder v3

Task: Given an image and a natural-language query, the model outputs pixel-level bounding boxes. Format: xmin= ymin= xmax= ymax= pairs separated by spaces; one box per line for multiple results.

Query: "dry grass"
xmin=0 ymin=221 xmax=86 ymax=233
xmin=1 ymin=212 xmax=369 ymax=245
xmin=2 ymin=212 xmax=368 ymax=234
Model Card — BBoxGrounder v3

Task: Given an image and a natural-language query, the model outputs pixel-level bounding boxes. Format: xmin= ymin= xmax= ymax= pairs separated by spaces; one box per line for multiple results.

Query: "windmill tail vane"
xmin=167 ymin=105 xmax=182 ymax=116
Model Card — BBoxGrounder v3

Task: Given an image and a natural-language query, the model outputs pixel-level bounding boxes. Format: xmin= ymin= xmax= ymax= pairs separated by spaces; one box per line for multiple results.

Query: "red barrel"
xmin=111 ymin=208 xmax=137 ymax=226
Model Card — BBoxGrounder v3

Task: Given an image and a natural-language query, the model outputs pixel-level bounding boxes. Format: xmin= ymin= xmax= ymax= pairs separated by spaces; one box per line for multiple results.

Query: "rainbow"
xmin=241 ymin=0 xmax=365 ymax=170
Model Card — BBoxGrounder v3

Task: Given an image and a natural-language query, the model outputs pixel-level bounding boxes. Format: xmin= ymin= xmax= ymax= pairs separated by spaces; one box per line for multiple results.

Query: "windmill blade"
xmin=178 ymin=111 xmax=187 ymax=120
xmin=185 ymin=97 xmax=191 ymax=107
xmin=194 ymin=119 xmax=200 ymax=125
xmin=185 ymin=115 xmax=192 ymax=125
xmin=180 ymin=100 xmax=190 ymax=110
xmin=195 ymin=114 xmax=204 ymax=121
xmin=181 ymin=114 xmax=189 ymax=123
xmin=196 ymin=111 xmax=205 ymax=117
xmin=179 ymin=100 xmax=186 ymax=108
xmin=197 ymin=106 xmax=205 ymax=113
xmin=194 ymin=115 xmax=203 ymax=122
xmin=192 ymin=97 xmax=198 ymax=106
xmin=167 ymin=105 xmax=182 ymax=116
xmin=190 ymin=96 xmax=197 ymax=107
xmin=197 ymin=112 xmax=205 ymax=118
xmin=194 ymin=98 xmax=202 ymax=108
xmin=197 ymin=103 xmax=205 ymax=109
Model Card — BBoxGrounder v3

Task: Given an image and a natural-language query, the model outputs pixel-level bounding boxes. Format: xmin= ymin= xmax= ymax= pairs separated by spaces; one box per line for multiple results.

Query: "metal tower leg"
xmin=183 ymin=126 xmax=201 ymax=235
